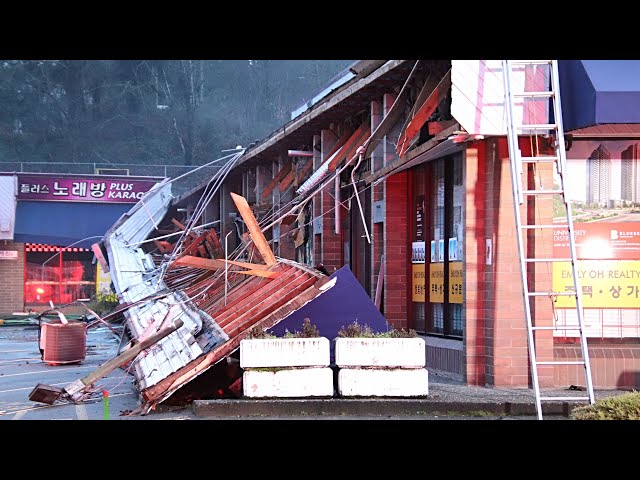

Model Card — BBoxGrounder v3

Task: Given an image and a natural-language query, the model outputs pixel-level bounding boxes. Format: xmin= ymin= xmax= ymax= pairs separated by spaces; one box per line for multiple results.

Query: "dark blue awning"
xmin=14 ymin=201 xmax=132 ymax=248
xmin=559 ymin=60 xmax=640 ymax=132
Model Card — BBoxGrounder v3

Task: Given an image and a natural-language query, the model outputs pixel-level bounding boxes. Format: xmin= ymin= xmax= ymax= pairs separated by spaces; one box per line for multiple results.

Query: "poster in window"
xmin=429 ymin=262 xmax=444 ymax=303
xmin=449 ymin=261 xmax=463 ymax=304
xmin=412 ymin=264 xmax=426 ymax=302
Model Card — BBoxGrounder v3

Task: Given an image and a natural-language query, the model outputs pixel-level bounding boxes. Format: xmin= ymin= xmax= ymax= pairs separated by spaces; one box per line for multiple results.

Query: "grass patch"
xmin=570 ymin=391 xmax=640 ymax=420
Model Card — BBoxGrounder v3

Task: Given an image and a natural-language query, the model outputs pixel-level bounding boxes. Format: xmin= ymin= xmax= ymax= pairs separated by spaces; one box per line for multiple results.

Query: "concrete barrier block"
xmin=334 ymin=337 xmax=425 ymax=368
xmin=338 ymin=368 xmax=429 ymax=397
xmin=240 ymin=337 xmax=330 ymax=368
xmin=243 ymin=367 xmax=334 ymax=398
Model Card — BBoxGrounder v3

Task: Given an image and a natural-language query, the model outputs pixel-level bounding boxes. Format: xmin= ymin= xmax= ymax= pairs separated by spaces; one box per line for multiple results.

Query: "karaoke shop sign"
xmin=17 ymin=175 xmax=157 ymax=203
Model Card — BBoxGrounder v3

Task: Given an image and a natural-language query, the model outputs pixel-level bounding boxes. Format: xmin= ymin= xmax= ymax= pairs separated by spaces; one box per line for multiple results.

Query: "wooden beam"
xmin=397 ymin=69 xmax=452 ymax=157
xmin=235 ymin=269 xmax=279 ymax=279
xmin=91 ymin=243 xmax=109 ymax=273
xmin=295 ymin=159 xmax=314 ymax=186
xmin=363 ymin=61 xmax=422 ymax=159
xmin=230 ymin=192 xmax=276 ymax=266
xmin=428 ymin=120 xmax=457 ymax=136
xmin=171 ymin=218 xmax=198 ymax=241
xmin=278 ymin=167 xmax=297 ymax=192
xmin=328 ymin=124 xmax=371 ymax=171
xmin=261 ymin=162 xmax=292 ymax=200
xmin=172 ymin=255 xmax=271 ymax=271
xmin=365 ymin=122 xmax=460 ymax=184
xmin=153 ymin=239 xmax=174 ymax=254
xmin=65 ymin=319 xmax=184 ymax=401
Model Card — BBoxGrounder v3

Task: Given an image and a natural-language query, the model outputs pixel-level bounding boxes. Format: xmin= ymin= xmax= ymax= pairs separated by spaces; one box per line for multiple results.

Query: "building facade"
xmin=174 ymin=60 xmax=640 ymax=390
xmin=0 ymin=173 xmax=161 ymax=313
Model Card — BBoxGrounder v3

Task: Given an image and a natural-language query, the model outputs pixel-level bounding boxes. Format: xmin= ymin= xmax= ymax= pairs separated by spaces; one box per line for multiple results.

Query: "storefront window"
xmin=25 ymin=246 xmax=96 ymax=305
xmin=427 ymin=155 xmax=465 ymax=338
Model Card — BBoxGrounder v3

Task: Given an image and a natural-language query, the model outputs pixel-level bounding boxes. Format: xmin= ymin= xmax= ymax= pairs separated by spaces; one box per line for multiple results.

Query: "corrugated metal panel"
xmin=0 ymin=175 xmax=16 ymax=240
xmin=105 ymin=179 xmax=228 ymax=391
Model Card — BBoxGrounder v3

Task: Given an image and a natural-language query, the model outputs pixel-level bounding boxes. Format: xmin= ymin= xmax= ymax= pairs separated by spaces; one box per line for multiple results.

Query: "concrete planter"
xmin=240 ymin=337 xmax=330 ymax=368
xmin=338 ymin=368 xmax=429 ymax=397
xmin=334 ymin=337 xmax=426 ymax=368
xmin=243 ymin=368 xmax=334 ymax=398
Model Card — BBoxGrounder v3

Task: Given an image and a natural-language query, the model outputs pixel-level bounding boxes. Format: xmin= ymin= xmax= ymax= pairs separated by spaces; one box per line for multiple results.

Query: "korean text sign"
xmin=17 ymin=175 xmax=157 ymax=203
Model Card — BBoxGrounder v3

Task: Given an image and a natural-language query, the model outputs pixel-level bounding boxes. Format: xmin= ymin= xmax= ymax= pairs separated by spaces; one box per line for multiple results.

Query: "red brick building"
xmin=175 ymin=60 xmax=640 ymax=390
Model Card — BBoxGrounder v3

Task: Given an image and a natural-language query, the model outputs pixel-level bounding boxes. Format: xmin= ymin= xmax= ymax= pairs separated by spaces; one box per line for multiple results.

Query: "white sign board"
xmin=451 ymin=60 xmax=550 ymax=136
xmin=0 ymin=250 xmax=18 ymax=259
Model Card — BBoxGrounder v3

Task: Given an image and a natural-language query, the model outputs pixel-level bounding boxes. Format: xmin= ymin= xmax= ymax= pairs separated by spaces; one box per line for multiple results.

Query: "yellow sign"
xmin=412 ymin=264 xmax=426 ymax=302
xmin=429 ymin=263 xmax=444 ymax=303
xmin=96 ymin=263 xmax=112 ymax=296
xmin=552 ymin=260 xmax=640 ymax=308
xmin=449 ymin=261 xmax=463 ymax=304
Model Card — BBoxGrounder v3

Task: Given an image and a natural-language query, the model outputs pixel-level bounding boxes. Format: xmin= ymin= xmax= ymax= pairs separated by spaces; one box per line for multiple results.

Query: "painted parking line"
xmin=0 ymin=357 xmax=43 ymax=365
xmin=75 ymin=403 xmax=88 ymax=420
xmin=12 ymin=410 xmax=27 ymax=420
xmin=0 ymin=374 xmax=131 ymax=395
xmin=1 ymin=366 xmax=95 ymax=378
xmin=0 ymin=392 xmax=136 ymax=417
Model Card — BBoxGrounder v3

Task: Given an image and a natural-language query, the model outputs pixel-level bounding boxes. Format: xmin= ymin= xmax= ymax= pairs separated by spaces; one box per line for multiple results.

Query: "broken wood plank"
xmin=63 ymin=319 xmax=184 ymax=402
xmin=235 ymin=269 xmax=279 ymax=279
xmin=397 ymin=69 xmax=452 ymax=157
xmin=365 ymin=122 xmax=459 ymax=184
xmin=206 ymin=228 xmax=224 ymax=257
xmin=261 ymin=163 xmax=292 ymax=200
xmin=328 ymin=123 xmax=371 ymax=171
xmin=294 ymin=159 xmax=314 ymax=186
xmin=278 ymin=167 xmax=297 ymax=192
xmin=91 ymin=243 xmax=109 ymax=273
xmin=197 ymin=245 xmax=208 ymax=258
xmin=363 ymin=61 xmax=422 ymax=159
xmin=171 ymin=218 xmax=198 ymax=241
xmin=153 ymin=239 xmax=174 ymax=254
xmin=428 ymin=119 xmax=457 ymax=136
xmin=230 ymin=192 xmax=276 ymax=266
xmin=172 ymin=255 xmax=271 ymax=271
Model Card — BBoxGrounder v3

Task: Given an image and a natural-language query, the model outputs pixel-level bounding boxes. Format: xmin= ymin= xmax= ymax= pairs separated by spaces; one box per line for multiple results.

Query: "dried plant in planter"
xmin=337 ymin=320 xmax=417 ymax=338
xmin=245 ymin=327 xmax=276 ymax=339
xmin=283 ymin=318 xmax=321 ymax=338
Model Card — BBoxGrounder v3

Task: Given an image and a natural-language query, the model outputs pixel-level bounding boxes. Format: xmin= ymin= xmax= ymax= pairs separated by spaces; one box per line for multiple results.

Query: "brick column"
xmin=463 ymin=143 xmax=487 ymax=386
xmin=384 ymin=171 xmax=408 ymax=329
xmin=0 ymin=242 xmax=25 ymax=313
xmin=320 ymin=129 xmax=341 ymax=272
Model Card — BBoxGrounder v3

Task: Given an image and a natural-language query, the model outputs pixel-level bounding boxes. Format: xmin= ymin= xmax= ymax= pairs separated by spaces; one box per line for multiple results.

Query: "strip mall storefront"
xmin=0 ymin=173 xmax=160 ymax=313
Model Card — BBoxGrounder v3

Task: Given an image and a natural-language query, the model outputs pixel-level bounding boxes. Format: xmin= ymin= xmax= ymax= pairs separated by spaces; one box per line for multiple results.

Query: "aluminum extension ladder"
xmin=501 ymin=60 xmax=595 ymax=420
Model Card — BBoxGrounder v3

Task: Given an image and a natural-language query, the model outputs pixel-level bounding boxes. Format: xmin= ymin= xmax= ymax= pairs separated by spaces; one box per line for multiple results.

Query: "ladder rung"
xmin=522 ymin=224 xmax=567 ymax=229
xmin=517 ymin=124 xmax=557 ymax=130
xmin=525 ymin=258 xmax=572 ymax=263
xmin=522 ymin=189 xmax=564 ymax=195
xmin=539 ymin=396 xmax=591 ymax=402
xmin=532 ymin=326 xmax=582 ymax=330
xmin=521 ymin=156 xmax=558 ymax=163
xmin=510 ymin=60 xmax=552 ymax=65
xmin=513 ymin=91 xmax=554 ymax=98
xmin=536 ymin=361 xmax=585 ymax=365
xmin=528 ymin=291 xmax=576 ymax=297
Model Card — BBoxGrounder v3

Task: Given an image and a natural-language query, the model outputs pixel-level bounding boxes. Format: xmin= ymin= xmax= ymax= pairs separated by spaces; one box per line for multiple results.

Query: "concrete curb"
xmin=191 ymin=398 xmax=582 ymax=418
